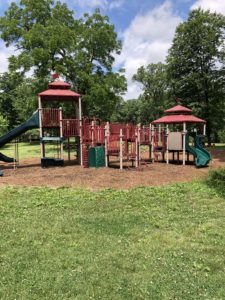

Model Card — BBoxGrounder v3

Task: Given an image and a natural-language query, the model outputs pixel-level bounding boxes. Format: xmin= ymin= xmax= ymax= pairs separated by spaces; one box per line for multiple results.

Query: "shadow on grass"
xmin=206 ymin=168 xmax=225 ymax=199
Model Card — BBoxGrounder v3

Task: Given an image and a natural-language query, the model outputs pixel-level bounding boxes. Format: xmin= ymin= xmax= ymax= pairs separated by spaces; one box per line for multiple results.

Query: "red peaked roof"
xmin=38 ymin=89 xmax=80 ymax=97
xmin=48 ymin=80 xmax=71 ymax=89
xmin=152 ymin=114 xmax=206 ymax=124
xmin=165 ymin=105 xmax=192 ymax=114
xmin=38 ymin=80 xmax=80 ymax=101
xmin=152 ymin=103 xmax=206 ymax=124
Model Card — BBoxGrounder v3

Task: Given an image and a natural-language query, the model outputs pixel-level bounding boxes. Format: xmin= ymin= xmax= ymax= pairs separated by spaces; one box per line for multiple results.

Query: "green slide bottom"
xmin=0 ymin=111 xmax=39 ymax=174
xmin=0 ymin=152 xmax=15 ymax=163
xmin=186 ymin=134 xmax=211 ymax=167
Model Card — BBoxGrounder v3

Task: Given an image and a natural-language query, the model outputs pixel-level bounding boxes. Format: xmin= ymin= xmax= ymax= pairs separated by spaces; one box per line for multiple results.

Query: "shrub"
xmin=207 ymin=168 xmax=225 ymax=195
xmin=218 ymin=129 xmax=225 ymax=143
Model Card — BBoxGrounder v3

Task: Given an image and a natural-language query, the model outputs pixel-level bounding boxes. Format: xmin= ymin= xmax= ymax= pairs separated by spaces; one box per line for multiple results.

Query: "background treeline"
xmin=0 ymin=1 xmax=224 ymax=144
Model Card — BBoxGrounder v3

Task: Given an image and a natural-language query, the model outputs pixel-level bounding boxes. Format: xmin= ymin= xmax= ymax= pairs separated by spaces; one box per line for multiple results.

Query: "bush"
xmin=218 ymin=129 xmax=225 ymax=143
xmin=21 ymin=129 xmax=39 ymax=142
xmin=207 ymin=168 xmax=225 ymax=195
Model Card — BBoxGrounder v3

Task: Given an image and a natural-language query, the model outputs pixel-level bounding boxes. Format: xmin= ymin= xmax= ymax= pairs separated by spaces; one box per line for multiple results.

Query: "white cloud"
xmin=108 ymin=0 xmax=124 ymax=10
xmin=191 ymin=0 xmax=225 ymax=15
xmin=72 ymin=0 xmax=123 ymax=10
xmin=115 ymin=1 xmax=182 ymax=100
xmin=0 ymin=44 xmax=15 ymax=74
xmin=75 ymin=0 xmax=107 ymax=9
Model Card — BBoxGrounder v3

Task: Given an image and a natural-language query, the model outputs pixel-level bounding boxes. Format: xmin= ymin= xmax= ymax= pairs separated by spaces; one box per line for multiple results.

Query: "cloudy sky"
xmin=0 ymin=0 xmax=225 ymax=99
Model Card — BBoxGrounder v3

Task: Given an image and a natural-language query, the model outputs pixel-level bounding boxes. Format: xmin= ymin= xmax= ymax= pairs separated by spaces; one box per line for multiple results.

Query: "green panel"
xmin=88 ymin=147 xmax=96 ymax=167
xmin=88 ymin=147 xmax=105 ymax=168
xmin=95 ymin=147 xmax=105 ymax=168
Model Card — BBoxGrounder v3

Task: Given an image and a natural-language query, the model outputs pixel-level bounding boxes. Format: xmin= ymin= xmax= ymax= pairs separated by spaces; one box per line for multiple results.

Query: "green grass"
xmin=1 ymin=142 xmax=61 ymax=159
xmin=1 ymin=142 xmax=224 ymax=161
xmin=0 ymin=180 xmax=225 ymax=299
xmin=207 ymin=143 xmax=225 ymax=151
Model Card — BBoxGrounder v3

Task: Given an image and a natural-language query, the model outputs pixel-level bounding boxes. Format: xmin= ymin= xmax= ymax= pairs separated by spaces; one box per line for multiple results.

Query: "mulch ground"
xmin=0 ymin=148 xmax=224 ymax=190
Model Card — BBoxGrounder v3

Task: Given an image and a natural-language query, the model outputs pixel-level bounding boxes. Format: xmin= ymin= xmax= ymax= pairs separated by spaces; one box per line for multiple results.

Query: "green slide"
xmin=0 ymin=111 xmax=39 ymax=162
xmin=186 ymin=133 xmax=211 ymax=167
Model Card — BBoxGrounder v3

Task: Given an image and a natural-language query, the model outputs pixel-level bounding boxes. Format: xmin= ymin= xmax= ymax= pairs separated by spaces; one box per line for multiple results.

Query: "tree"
xmin=111 ymin=99 xmax=141 ymax=123
xmin=0 ymin=72 xmax=38 ymax=128
xmin=0 ymin=1 xmax=126 ymax=121
xmin=167 ymin=9 xmax=225 ymax=144
xmin=133 ymin=63 xmax=169 ymax=123
xmin=0 ymin=72 xmax=23 ymax=127
xmin=0 ymin=114 xmax=9 ymax=136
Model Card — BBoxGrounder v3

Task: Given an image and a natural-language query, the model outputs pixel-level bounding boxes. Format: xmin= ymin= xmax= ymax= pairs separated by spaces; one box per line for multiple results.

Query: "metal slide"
xmin=186 ymin=133 xmax=211 ymax=167
xmin=0 ymin=111 xmax=39 ymax=162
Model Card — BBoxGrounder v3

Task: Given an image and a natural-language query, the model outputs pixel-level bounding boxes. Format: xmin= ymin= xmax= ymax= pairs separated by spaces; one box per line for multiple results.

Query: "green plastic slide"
xmin=186 ymin=133 xmax=211 ymax=167
xmin=0 ymin=111 xmax=39 ymax=162
xmin=0 ymin=152 xmax=15 ymax=163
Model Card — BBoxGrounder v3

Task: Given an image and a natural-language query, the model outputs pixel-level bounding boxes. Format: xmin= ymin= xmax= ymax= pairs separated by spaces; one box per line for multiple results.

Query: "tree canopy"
xmin=132 ymin=62 xmax=170 ymax=123
xmin=0 ymin=0 xmax=126 ymax=122
xmin=167 ymin=9 xmax=225 ymax=143
xmin=0 ymin=3 xmax=225 ymax=144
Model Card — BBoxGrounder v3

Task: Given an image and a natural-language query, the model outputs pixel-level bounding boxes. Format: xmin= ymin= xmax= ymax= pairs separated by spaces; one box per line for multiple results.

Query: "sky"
xmin=1 ymin=0 xmax=225 ymax=99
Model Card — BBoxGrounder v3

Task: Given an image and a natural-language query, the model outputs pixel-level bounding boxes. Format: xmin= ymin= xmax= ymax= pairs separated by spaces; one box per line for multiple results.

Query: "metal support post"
xmin=182 ymin=122 xmax=186 ymax=165
xmin=120 ymin=129 xmax=123 ymax=170
xmin=59 ymin=107 xmax=64 ymax=159
xmin=166 ymin=124 xmax=169 ymax=164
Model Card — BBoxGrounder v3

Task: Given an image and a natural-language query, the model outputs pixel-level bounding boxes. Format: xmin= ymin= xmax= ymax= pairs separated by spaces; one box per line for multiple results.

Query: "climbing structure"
xmin=0 ymin=76 xmax=211 ymax=174
xmin=37 ymin=76 xmax=153 ymax=169
xmin=38 ymin=78 xmax=82 ymax=167
xmin=37 ymin=78 xmax=211 ymax=168
xmin=152 ymin=104 xmax=211 ymax=167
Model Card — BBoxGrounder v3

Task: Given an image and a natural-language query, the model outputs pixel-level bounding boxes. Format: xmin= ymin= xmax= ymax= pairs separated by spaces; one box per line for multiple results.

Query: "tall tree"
xmin=133 ymin=63 xmax=169 ymax=123
xmin=167 ymin=9 xmax=225 ymax=144
xmin=0 ymin=1 xmax=126 ymax=121
xmin=111 ymin=99 xmax=141 ymax=123
xmin=0 ymin=72 xmax=23 ymax=127
xmin=0 ymin=114 xmax=9 ymax=136
xmin=0 ymin=72 xmax=37 ymax=127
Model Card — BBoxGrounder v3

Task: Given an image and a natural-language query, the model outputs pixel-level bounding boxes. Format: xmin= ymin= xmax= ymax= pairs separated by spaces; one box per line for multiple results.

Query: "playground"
xmin=0 ymin=76 xmax=213 ymax=179
xmin=0 ymin=77 xmax=224 ymax=300
xmin=0 ymin=144 xmax=224 ymax=190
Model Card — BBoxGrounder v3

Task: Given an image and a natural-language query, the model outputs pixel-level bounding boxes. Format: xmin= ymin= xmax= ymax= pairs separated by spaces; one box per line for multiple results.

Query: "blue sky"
xmin=0 ymin=0 xmax=225 ymax=99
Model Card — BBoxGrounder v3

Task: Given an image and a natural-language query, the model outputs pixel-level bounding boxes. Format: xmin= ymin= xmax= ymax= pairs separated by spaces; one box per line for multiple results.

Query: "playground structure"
xmin=37 ymin=77 xmax=155 ymax=169
xmin=0 ymin=77 xmax=211 ymax=173
xmin=151 ymin=104 xmax=211 ymax=167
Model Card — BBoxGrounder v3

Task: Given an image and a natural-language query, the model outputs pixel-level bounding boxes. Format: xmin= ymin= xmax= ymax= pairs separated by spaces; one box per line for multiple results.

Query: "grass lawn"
xmin=0 ymin=142 xmax=224 ymax=161
xmin=1 ymin=142 xmax=63 ymax=160
xmin=0 ymin=179 xmax=225 ymax=299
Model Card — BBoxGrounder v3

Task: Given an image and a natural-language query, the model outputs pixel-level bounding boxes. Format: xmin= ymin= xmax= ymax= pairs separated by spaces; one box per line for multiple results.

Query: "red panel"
xmin=62 ymin=119 xmax=80 ymax=137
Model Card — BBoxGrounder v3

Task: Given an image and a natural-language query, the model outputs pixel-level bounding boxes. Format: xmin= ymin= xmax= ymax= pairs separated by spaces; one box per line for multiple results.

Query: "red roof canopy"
xmin=152 ymin=103 xmax=206 ymax=124
xmin=38 ymin=80 xmax=80 ymax=101
xmin=48 ymin=80 xmax=71 ymax=89
xmin=165 ymin=105 xmax=192 ymax=114
xmin=152 ymin=115 xmax=206 ymax=124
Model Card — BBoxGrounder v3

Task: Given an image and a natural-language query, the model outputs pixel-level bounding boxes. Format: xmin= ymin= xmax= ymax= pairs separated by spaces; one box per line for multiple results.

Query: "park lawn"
xmin=0 ymin=180 xmax=225 ymax=299
xmin=1 ymin=142 xmax=61 ymax=160
xmin=1 ymin=141 xmax=224 ymax=161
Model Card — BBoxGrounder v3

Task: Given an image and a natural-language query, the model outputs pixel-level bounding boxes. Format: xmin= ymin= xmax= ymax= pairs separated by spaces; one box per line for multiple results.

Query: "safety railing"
xmin=62 ymin=119 xmax=80 ymax=137
xmin=41 ymin=108 xmax=60 ymax=128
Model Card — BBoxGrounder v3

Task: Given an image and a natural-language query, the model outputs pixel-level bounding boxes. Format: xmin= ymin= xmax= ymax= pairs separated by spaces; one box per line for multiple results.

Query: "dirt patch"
xmin=0 ymin=149 xmax=224 ymax=190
